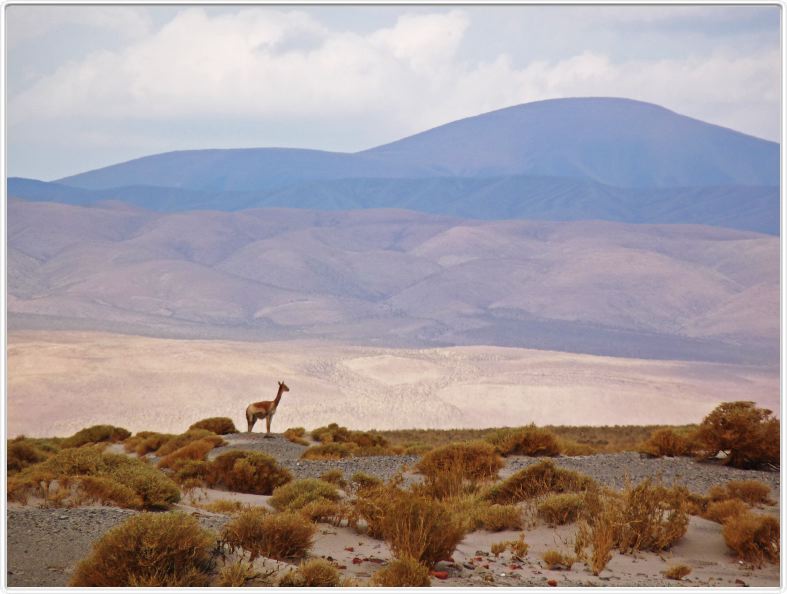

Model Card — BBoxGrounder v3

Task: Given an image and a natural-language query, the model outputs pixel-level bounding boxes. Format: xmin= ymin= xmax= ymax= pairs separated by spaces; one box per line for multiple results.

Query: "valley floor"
xmin=7 ymin=330 xmax=779 ymax=437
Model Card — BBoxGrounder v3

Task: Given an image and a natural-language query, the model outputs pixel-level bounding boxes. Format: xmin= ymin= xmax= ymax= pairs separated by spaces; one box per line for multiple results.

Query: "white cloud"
xmin=6 ymin=5 xmax=152 ymax=48
xmin=6 ymin=6 xmax=781 ymax=178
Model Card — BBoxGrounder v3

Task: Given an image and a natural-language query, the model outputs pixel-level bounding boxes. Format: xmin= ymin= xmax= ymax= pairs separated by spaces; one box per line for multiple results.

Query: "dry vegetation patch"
xmin=538 ymin=493 xmax=585 ymax=525
xmin=703 ymin=499 xmax=749 ymax=524
xmin=278 ymin=558 xmax=341 ymax=587
xmin=694 ymin=401 xmax=778 ymax=469
xmin=283 ymin=427 xmax=310 ymax=446
xmin=206 ymin=450 xmax=291 ymax=494
xmin=62 ymin=424 xmax=130 ymax=448
xmin=476 ymin=503 xmax=524 ymax=531
xmin=640 ymin=428 xmax=694 ymax=457
xmin=485 ymin=425 xmax=560 ymax=456
xmin=269 ymin=478 xmax=341 ymax=512
xmin=484 ymin=460 xmax=596 ymax=503
xmin=415 ymin=441 xmax=502 ymax=498
xmin=541 ymin=549 xmax=575 ymax=570
xmin=157 ymin=436 xmax=224 ymax=471
xmin=710 ymin=479 xmax=773 ymax=505
xmin=371 ymin=556 xmax=432 ymax=587
xmin=664 ymin=564 xmax=692 ymax=580
xmin=70 ymin=512 xmax=216 ymax=586
xmin=722 ymin=512 xmax=779 ymax=566
xmin=189 ymin=417 xmax=238 ymax=435
xmin=221 ymin=508 xmax=316 ymax=561
xmin=8 ymin=446 xmax=180 ymax=509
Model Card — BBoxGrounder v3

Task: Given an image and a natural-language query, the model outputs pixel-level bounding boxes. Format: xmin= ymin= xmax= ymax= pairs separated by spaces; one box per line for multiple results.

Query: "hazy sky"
xmin=6 ymin=4 xmax=781 ymax=180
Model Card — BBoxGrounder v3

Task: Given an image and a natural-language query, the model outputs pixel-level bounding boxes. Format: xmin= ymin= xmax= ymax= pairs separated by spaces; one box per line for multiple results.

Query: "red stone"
xmin=548 ymin=579 xmax=558 ymax=587
xmin=352 ymin=557 xmax=362 ymax=565
xmin=430 ymin=571 xmax=449 ymax=580
xmin=344 ymin=546 xmax=354 ymax=552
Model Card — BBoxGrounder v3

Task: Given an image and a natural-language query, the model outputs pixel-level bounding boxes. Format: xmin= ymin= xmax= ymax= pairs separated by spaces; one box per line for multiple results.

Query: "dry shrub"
xmin=75 ymin=476 xmax=144 ymax=509
xmin=538 ymin=493 xmax=585 ymax=525
xmin=7 ymin=438 xmax=50 ymax=474
xmin=207 ymin=450 xmax=291 ymax=494
xmin=640 ymin=428 xmax=692 ymax=457
xmin=270 ymin=478 xmax=341 ymax=512
xmin=189 ymin=417 xmax=237 ymax=435
xmin=557 ymin=438 xmax=596 ymax=456
xmin=157 ymin=436 xmax=224 ymax=471
xmin=379 ymin=491 xmax=467 ymax=566
xmin=283 ymin=427 xmax=310 ymax=446
xmin=301 ymin=443 xmax=357 ymax=460
xmin=63 ymin=425 xmax=131 ymax=448
xmin=173 ymin=460 xmax=209 ymax=485
xmin=70 ymin=512 xmax=215 ymax=586
xmin=279 ymin=558 xmax=340 ymax=587
xmin=694 ymin=401 xmax=779 ymax=469
xmin=615 ymin=479 xmax=688 ymax=553
xmin=722 ymin=512 xmax=779 ymax=566
xmin=703 ymin=499 xmax=749 ymax=524
xmin=685 ymin=492 xmax=711 ymax=516
xmin=9 ymin=446 xmax=179 ymax=509
xmin=486 ymin=425 xmax=561 ymax=456
xmin=575 ymin=505 xmax=616 ymax=576
xmin=484 ymin=460 xmax=596 ymax=503
xmin=156 ymin=429 xmax=217 ymax=457
xmin=124 ymin=431 xmax=175 ymax=456
xmin=200 ymin=499 xmax=247 ymax=514
xmin=351 ymin=471 xmax=382 ymax=491
xmin=710 ymin=480 xmax=772 ymax=505
xmin=299 ymin=499 xmax=351 ymax=525
xmin=404 ymin=443 xmax=434 ymax=456
xmin=311 ymin=423 xmax=389 ymax=448
xmin=222 ymin=509 xmax=316 ymax=561
xmin=319 ymin=469 xmax=347 ymax=488
xmin=371 ymin=556 xmax=431 ymax=587
xmin=216 ymin=560 xmax=258 ymax=587
xmin=415 ymin=441 xmax=503 ymax=498
xmin=491 ymin=533 xmax=529 ymax=558
xmin=664 ymin=564 xmax=692 ymax=580
xmin=477 ymin=503 xmax=524 ymax=531
xmin=541 ymin=549 xmax=575 ymax=570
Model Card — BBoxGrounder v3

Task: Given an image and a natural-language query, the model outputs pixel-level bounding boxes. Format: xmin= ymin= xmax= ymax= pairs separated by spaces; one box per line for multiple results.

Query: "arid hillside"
xmin=7 ymin=199 xmax=778 ymax=364
xmin=7 ymin=331 xmax=778 ymax=438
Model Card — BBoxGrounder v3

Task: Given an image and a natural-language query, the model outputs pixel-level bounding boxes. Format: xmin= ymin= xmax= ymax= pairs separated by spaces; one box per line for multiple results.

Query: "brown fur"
xmin=246 ymin=381 xmax=290 ymax=436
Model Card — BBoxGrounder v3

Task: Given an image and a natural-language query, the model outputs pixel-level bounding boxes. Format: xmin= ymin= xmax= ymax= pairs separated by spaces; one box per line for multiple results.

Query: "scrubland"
xmin=6 ymin=400 xmax=780 ymax=587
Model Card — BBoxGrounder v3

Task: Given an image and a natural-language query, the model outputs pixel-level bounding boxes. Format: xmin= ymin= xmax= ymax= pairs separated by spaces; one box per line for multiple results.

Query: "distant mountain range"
xmin=8 ymin=97 xmax=780 ymax=234
xmin=8 ymin=198 xmax=778 ymax=365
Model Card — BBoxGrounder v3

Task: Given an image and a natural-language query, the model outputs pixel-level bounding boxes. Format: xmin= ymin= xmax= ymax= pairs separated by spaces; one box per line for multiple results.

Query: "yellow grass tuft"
xmin=279 ymin=558 xmax=340 ymax=587
xmin=269 ymin=478 xmax=341 ymax=512
xmin=709 ymin=480 xmax=773 ymax=506
xmin=371 ymin=556 xmax=432 ymax=587
xmin=703 ymin=499 xmax=749 ymax=524
xmin=485 ymin=425 xmax=560 ymax=457
xmin=538 ymin=493 xmax=585 ymax=525
xmin=477 ymin=503 xmax=524 ymax=531
xmin=484 ymin=460 xmax=596 ymax=503
xmin=283 ymin=427 xmax=310 ymax=446
xmin=664 ymin=564 xmax=692 ymax=580
xmin=415 ymin=441 xmax=503 ymax=498
xmin=541 ymin=549 xmax=575 ymax=570
xmin=62 ymin=425 xmax=131 ymax=448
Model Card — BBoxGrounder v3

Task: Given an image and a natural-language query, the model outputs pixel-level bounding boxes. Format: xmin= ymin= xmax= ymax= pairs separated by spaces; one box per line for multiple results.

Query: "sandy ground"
xmin=7 ymin=434 xmax=780 ymax=587
xmin=7 ymin=330 xmax=778 ymax=437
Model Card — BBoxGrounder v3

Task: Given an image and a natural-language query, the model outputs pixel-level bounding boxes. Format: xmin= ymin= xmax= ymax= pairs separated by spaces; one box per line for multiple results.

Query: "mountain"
xmin=10 ymin=97 xmax=779 ymax=234
xmin=8 ymin=199 xmax=778 ymax=365
xmin=55 ymin=98 xmax=779 ymax=191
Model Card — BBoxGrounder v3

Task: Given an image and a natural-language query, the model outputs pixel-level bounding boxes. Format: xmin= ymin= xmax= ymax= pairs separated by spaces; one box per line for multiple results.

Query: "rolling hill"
xmin=8 ymin=199 xmax=778 ymax=365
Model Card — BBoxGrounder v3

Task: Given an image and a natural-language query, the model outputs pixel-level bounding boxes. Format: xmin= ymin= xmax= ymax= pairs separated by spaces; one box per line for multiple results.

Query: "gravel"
xmin=504 ymin=452 xmax=780 ymax=495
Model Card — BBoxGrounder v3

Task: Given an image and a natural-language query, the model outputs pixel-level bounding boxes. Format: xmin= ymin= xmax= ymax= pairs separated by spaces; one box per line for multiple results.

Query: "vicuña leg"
xmin=247 ymin=412 xmax=256 ymax=433
xmin=264 ymin=415 xmax=273 ymax=438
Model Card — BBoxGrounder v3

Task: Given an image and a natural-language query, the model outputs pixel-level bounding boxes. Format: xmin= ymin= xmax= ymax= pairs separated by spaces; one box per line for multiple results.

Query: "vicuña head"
xmin=245 ymin=380 xmax=290 ymax=437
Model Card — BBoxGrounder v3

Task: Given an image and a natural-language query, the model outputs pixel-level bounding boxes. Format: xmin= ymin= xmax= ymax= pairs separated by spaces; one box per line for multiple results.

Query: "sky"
xmin=5 ymin=4 xmax=782 ymax=181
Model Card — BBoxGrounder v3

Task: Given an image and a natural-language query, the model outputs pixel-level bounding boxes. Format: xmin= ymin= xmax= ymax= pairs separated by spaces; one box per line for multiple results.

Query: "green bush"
xmin=189 ymin=417 xmax=238 ymax=435
xmin=70 ymin=512 xmax=215 ymax=586
xmin=62 ymin=425 xmax=131 ymax=448
xmin=207 ymin=450 xmax=291 ymax=494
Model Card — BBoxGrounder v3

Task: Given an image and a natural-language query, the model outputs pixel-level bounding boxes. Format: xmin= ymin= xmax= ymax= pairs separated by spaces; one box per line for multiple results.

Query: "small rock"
xmin=548 ymin=579 xmax=558 ymax=587
xmin=430 ymin=571 xmax=448 ymax=580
